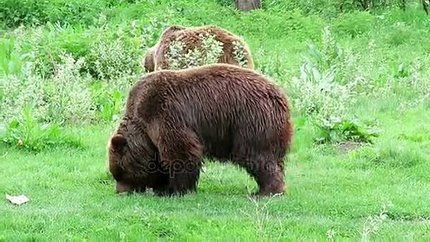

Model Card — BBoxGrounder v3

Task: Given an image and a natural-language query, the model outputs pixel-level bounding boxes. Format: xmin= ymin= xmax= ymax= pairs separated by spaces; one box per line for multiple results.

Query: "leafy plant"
xmin=315 ymin=117 xmax=379 ymax=144
xmin=0 ymin=106 xmax=83 ymax=152
xmin=290 ymin=61 xmax=355 ymax=122
xmin=0 ymin=0 xmax=49 ymax=27
xmin=0 ymin=38 xmax=26 ymax=76
xmin=90 ymin=82 xmax=125 ymax=122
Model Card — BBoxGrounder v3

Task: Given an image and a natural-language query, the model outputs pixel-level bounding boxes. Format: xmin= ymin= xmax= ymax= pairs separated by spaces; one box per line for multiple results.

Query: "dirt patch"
xmin=337 ymin=141 xmax=364 ymax=153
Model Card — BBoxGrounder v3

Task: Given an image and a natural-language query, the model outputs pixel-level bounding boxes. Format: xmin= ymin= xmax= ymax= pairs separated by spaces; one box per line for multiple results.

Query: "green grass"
xmin=1 ymin=110 xmax=429 ymax=240
xmin=1 ymin=0 xmax=430 ymax=240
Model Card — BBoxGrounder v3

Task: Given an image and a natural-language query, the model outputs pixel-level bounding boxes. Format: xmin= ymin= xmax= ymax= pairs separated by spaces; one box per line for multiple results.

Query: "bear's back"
xmin=138 ymin=64 xmax=287 ymax=117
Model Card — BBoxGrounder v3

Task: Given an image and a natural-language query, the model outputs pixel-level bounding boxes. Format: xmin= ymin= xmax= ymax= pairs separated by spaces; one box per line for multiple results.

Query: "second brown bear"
xmin=143 ymin=25 xmax=254 ymax=72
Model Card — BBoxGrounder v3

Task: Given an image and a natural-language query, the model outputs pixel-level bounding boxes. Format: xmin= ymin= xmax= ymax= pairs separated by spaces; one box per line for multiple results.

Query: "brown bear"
xmin=143 ymin=25 xmax=255 ymax=72
xmin=108 ymin=64 xmax=292 ymax=196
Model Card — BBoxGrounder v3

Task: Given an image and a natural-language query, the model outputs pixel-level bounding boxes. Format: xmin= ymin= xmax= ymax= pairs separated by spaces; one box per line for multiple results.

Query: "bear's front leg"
xmin=151 ymin=163 xmax=200 ymax=196
xmin=167 ymin=160 xmax=201 ymax=195
xmin=157 ymin=128 xmax=203 ymax=196
xmin=245 ymin=160 xmax=285 ymax=196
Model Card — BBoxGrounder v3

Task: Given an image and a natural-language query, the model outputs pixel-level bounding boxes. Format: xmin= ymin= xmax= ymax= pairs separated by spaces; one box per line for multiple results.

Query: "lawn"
xmin=1 ymin=0 xmax=430 ymax=241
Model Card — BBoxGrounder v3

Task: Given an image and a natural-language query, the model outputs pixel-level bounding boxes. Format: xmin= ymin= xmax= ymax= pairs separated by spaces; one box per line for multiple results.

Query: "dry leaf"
xmin=6 ymin=194 xmax=30 ymax=205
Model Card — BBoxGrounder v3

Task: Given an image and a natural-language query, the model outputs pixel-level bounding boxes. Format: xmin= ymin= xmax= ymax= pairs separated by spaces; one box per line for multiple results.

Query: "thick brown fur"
xmin=108 ymin=64 xmax=292 ymax=196
xmin=143 ymin=25 xmax=254 ymax=72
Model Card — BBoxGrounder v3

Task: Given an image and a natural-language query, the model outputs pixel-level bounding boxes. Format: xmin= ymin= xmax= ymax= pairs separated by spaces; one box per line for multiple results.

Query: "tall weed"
xmin=0 ymin=106 xmax=83 ymax=152
xmin=288 ymin=27 xmax=378 ymax=143
xmin=0 ymin=38 xmax=26 ymax=76
xmin=289 ymin=27 xmax=357 ymax=121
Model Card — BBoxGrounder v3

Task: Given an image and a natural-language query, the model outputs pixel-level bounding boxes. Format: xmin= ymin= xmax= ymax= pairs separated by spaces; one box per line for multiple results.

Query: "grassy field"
xmin=1 ymin=0 xmax=430 ymax=241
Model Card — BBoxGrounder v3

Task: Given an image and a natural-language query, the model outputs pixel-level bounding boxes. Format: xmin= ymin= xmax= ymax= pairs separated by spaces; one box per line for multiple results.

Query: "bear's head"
xmin=108 ymin=132 xmax=158 ymax=194
xmin=160 ymin=25 xmax=186 ymax=39
xmin=143 ymin=47 xmax=155 ymax=72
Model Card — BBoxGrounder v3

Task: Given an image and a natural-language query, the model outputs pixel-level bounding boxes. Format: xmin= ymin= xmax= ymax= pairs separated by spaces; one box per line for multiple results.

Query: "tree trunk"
xmin=399 ymin=0 xmax=406 ymax=11
xmin=423 ymin=0 xmax=429 ymax=15
xmin=235 ymin=0 xmax=261 ymax=11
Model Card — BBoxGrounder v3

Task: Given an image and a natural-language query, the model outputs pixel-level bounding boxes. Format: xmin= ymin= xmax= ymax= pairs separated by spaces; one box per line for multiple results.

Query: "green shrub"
xmin=86 ymin=37 xmax=141 ymax=80
xmin=140 ymin=18 xmax=170 ymax=47
xmin=334 ymin=11 xmax=375 ymax=37
xmin=0 ymin=22 xmax=145 ymax=126
xmin=0 ymin=0 xmax=50 ymax=27
xmin=0 ymin=53 xmax=96 ymax=125
xmin=254 ymin=48 xmax=288 ymax=78
xmin=232 ymin=40 xmax=250 ymax=67
xmin=290 ymin=61 xmax=351 ymax=120
xmin=5 ymin=25 xmax=92 ymax=77
xmin=289 ymin=27 xmax=357 ymax=121
xmin=47 ymin=0 xmax=105 ymax=26
xmin=305 ymin=26 xmax=343 ymax=72
xmin=83 ymin=19 xmax=160 ymax=79
xmin=6 ymin=21 xmax=145 ymax=79
xmin=0 ymin=0 xmax=109 ymax=28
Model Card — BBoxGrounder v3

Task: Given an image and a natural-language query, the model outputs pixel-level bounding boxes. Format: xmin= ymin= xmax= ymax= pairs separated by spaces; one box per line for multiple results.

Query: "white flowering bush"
xmin=232 ymin=40 xmax=249 ymax=68
xmin=165 ymin=33 xmax=224 ymax=70
xmin=43 ymin=54 xmax=96 ymax=124
xmin=87 ymin=37 xmax=141 ymax=81
xmin=0 ymin=65 xmax=46 ymax=123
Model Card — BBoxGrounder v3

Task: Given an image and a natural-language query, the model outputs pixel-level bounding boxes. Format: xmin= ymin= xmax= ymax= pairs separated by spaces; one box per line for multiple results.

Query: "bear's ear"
xmin=110 ymin=134 xmax=127 ymax=152
xmin=161 ymin=25 xmax=185 ymax=38
xmin=167 ymin=25 xmax=185 ymax=31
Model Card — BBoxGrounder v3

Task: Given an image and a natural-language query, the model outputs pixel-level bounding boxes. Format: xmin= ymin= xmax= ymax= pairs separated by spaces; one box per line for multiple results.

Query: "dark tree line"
xmin=234 ymin=0 xmax=430 ymax=15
